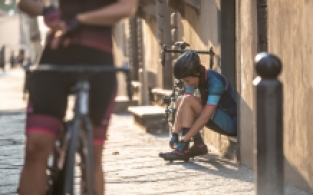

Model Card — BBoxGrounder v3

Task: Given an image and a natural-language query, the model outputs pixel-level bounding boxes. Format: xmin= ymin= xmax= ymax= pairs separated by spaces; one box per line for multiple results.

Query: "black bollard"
xmin=253 ymin=52 xmax=284 ymax=195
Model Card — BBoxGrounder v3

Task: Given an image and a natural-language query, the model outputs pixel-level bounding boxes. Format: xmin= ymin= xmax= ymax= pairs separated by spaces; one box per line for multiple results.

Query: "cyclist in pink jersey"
xmin=17 ymin=1 xmax=138 ymax=195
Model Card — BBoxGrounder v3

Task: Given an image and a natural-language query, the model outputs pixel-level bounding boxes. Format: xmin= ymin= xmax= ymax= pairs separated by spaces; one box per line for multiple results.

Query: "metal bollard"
xmin=253 ymin=53 xmax=284 ymax=195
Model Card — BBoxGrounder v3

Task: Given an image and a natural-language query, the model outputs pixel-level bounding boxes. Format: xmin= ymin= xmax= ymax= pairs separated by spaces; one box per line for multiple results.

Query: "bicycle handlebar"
xmin=30 ymin=63 xmax=130 ymax=73
xmin=162 ymin=48 xmax=213 ymax=54
xmin=161 ymin=45 xmax=214 ymax=67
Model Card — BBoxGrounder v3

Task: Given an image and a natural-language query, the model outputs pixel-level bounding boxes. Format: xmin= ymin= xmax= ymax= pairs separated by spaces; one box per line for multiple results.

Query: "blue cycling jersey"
xmin=185 ymin=69 xmax=237 ymax=116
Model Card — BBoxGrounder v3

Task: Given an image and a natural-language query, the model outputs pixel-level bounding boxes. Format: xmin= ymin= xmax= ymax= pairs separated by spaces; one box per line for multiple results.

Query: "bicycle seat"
xmin=174 ymin=41 xmax=190 ymax=50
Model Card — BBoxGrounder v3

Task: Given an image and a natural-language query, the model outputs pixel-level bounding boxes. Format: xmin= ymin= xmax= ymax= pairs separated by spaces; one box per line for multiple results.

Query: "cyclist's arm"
xmin=184 ymin=86 xmax=196 ymax=96
xmin=17 ymin=0 xmax=44 ymax=16
xmin=183 ymin=105 xmax=216 ymax=141
xmin=77 ymin=0 xmax=138 ymax=26
xmin=183 ymin=80 xmax=224 ymax=141
xmin=172 ymin=86 xmax=196 ymax=134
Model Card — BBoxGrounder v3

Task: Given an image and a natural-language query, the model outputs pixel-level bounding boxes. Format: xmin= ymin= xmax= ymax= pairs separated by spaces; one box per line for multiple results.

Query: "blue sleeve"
xmin=185 ymin=86 xmax=196 ymax=95
xmin=206 ymin=80 xmax=224 ymax=106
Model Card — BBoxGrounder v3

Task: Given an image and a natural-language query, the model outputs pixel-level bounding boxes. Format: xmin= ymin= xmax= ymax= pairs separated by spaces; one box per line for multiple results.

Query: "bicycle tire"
xmin=80 ymin=118 xmax=97 ymax=195
xmin=78 ymin=137 xmax=87 ymax=194
xmin=46 ymin=149 xmax=59 ymax=195
xmin=49 ymin=152 xmax=67 ymax=195
xmin=46 ymin=126 xmax=67 ymax=195
xmin=63 ymin=118 xmax=81 ymax=195
xmin=79 ymin=127 xmax=95 ymax=195
xmin=46 ymin=119 xmax=95 ymax=195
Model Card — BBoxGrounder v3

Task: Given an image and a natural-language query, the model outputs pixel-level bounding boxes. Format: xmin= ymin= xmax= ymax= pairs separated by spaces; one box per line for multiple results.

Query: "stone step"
xmin=203 ymin=126 xmax=238 ymax=162
xmin=114 ymin=96 xmax=138 ymax=113
xmin=228 ymin=136 xmax=238 ymax=143
xmin=151 ymin=88 xmax=172 ymax=107
xmin=218 ymin=134 xmax=238 ymax=162
xmin=128 ymin=105 xmax=168 ymax=133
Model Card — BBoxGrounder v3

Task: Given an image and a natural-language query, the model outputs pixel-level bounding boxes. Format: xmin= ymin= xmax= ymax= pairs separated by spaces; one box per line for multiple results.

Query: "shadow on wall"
xmin=181 ymin=0 xmax=221 ymax=47
xmin=170 ymin=0 xmax=221 ymax=71
xmin=239 ymin=92 xmax=312 ymax=194
xmin=285 ymin=160 xmax=312 ymax=194
xmin=140 ymin=13 xmax=158 ymax=39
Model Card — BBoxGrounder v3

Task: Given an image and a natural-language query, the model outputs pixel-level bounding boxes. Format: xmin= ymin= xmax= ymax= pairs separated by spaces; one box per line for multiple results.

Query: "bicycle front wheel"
xmin=79 ymin=118 xmax=97 ymax=195
xmin=46 ymin=124 xmax=67 ymax=195
xmin=63 ymin=119 xmax=81 ymax=195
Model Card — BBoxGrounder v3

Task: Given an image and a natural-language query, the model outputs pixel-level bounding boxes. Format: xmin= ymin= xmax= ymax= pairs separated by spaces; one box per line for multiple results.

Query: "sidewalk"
xmin=0 ymin=69 xmax=309 ymax=195
xmin=104 ymin=114 xmax=307 ymax=195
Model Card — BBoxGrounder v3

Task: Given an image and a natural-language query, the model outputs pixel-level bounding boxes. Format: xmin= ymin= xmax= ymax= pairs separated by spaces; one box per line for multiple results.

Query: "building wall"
xmin=135 ymin=1 xmax=173 ymax=103
xmin=179 ymin=0 xmax=220 ymax=68
xmin=236 ymin=0 xmax=258 ymax=169
xmin=237 ymin=0 xmax=313 ymax=193
xmin=0 ymin=15 xmax=21 ymax=62
xmin=266 ymin=0 xmax=313 ymax=192
xmin=142 ymin=15 xmax=159 ymax=92
xmin=112 ymin=19 xmax=130 ymax=96
xmin=111 ymin=15 xmax=160 ymax=98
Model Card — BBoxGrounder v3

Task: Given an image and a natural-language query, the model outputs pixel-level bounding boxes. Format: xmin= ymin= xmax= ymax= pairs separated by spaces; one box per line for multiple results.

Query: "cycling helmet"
xmin=173 ymin=50 xmax=201 ymax=79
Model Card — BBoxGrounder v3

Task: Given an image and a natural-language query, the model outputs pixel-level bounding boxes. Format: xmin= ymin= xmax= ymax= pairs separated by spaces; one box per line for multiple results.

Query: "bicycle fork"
xmin=64 ymin=78 xmax=97 ymax=195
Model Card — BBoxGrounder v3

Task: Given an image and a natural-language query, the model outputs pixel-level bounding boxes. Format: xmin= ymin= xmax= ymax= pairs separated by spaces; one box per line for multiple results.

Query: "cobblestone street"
xmin=0 ymin=68 xmax=308 ymax=195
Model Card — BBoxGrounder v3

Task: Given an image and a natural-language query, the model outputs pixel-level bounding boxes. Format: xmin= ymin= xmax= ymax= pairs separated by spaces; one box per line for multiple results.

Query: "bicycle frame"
xmin=163 ymin=79 xmax=184 ymax=136
xmin=63 ymin=76 xmax=92 ymax=194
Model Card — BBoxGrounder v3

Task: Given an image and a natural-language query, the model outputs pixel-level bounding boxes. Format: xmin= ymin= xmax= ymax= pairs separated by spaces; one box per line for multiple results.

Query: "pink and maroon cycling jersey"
xmin=47 ymin=0 xmax=117 ymax=52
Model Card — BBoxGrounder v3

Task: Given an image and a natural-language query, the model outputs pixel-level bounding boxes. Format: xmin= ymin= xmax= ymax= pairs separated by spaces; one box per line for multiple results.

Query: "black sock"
xmin=181 ymin=128 xmax=190 ymax=149
xmin=182 ymin=127 xmax=204 ymax=145
xmin=181 ymin=128 xmax=190 ymax=136
xmin=193 ymin=132 xmax=204 ymax=145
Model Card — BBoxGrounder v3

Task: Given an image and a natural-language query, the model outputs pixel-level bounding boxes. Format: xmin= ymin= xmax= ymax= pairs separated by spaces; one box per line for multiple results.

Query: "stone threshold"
xmin=128 ymin=105 xmax=167 ymax=133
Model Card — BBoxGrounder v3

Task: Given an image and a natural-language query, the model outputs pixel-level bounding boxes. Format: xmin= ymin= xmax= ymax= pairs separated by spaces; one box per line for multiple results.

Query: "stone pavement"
xmin=0 ymin=68 xmax=309 ymax=195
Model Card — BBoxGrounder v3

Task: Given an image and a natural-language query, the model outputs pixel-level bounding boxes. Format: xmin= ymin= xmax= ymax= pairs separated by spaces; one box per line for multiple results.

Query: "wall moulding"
xmin=136 ymin=0 xmax=157 ymax=19
xmin=168 ymin=0 xmax=201 ymax=16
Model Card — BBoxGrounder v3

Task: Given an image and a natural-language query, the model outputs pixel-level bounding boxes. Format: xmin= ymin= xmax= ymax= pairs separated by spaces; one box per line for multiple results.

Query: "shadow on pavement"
xmin=162 ymin=152 xmax=253 ymax=184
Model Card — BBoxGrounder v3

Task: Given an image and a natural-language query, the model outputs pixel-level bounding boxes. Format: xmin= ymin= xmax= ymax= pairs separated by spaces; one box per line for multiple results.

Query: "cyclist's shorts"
xmin=26 ymin=44 xmax=117 ymax=145
xmin=205 ymin=107 xmax=237 ymax=136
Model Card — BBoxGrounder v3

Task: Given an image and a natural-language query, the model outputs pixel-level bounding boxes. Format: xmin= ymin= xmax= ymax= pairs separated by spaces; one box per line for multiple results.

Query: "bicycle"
xmin=26 ymin=64 xmax=132 ymax=195
xmin=160 ymin=41 xmax=215 ymax=138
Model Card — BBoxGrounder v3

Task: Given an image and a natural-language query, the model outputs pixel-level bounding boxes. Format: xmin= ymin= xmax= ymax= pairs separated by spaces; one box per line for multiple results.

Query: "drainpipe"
xmin=137 ymin=18 xmax=149 ymax=105
xmin=128 ymin=17 xmax=139 ymax=81
xmin=257 ymin=0 xmax=268 ymax=52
